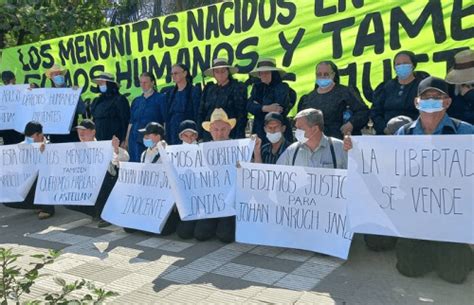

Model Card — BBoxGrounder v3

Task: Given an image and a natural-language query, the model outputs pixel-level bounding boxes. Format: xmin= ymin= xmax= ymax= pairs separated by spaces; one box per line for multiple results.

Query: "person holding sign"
xmin=90 ymin=72 xmax=130 ymax=145
xmin=446 ymin=49 xmax=474 ymax=125
xmin=179 ymin=108 xmax=237 ymax=243
xmin=165 ymin=64 xmax=201 ymax=145
xmin=123 ymin=121 xmax=180 ymax=235
xmin=69 ymin=119 xmax=129 ymax=228
xmin=253 ymin=112 xmax=291 ymax=164
xmin=3 ymin=121 xmax=54 ymax=219
xmin=277 ymin=108 xmax=347 ymax=169
xmin=178 ymin=120 xmax=199 ymax=144
xmin=44 ymin=64 xmax=87 ymax=144
xmin=199 ymin=58 xmax=247 ymax=141
xmin=247 ymin=58 xmax=294 ymax=143
xmin=394 ymin=77 xmax=473 ymax=284
xmin=370 ymin=51 xmax=429 ymax=135
xmin=0 ymin=71 xmax=23 ymax=145
xmin=124 ymin=72 xmax=166 ymax=162
xmin=298 ymin=61 xmax=369 ymax=139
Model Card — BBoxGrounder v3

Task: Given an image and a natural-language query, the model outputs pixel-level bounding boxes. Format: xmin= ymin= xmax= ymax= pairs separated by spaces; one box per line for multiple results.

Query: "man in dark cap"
xmin=72 ymin=119 xmax=129 ymax=227
xmin=254 ymin=112 xmax=290 ymax=164
xmin=139 ymin=122 xmax=165 ymax=163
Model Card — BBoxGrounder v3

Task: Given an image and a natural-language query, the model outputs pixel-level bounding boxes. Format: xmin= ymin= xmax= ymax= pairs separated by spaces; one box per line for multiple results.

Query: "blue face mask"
xmin=52 ymin=75 xmax=65 ymax=86
xmin=395 ymin=64 xmax=413 ymax=80
xmin=25 ymin=137 xmax=34 ymax=144
xmin=416 ymin=98 xmax=444 ymax=113
xmin=316 ymin=78 xmax=333 ymax=88
xmin=143 ymin=138 xmax=155 ymax=148
xmin=99 ymin=84 xmax=107 ymax=93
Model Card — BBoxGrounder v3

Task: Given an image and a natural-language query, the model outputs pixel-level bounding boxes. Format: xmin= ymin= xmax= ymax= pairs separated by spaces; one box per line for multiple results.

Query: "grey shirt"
xmin=276 ymin=135 xmax=347 ymax=169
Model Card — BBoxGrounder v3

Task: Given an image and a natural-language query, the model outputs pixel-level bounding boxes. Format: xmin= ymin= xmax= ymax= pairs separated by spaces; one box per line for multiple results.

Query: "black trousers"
xmin=3 ymin=179 xmax=55 ymax=215
xmin=192 ymin=216 xmax=235 ymax=243
xmin=364 ymin=234 xmax=398 ymax=251
xmin=396 ymin=238 xmax=473 ymax=284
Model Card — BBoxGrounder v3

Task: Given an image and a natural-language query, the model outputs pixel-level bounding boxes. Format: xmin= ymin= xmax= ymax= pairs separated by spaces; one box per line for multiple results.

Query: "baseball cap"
xmin=75 ymin=119 xmax=96 ymax=130
xmin=418 ymin=76 xmax=449 ymax=96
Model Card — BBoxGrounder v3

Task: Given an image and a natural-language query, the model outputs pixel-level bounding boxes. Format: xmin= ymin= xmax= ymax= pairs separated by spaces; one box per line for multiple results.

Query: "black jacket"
xmin=199 ymin=79 xmax=247 ymax=141
xmin=298 ymin=84 xmax=369 ymax=139
xmin=370 ymin=72 xmax=429 ymax=135
xmin=91 ymin=92 xmax=130 ymax=143
xmin=247 ymin=80 xmax=294 ymax=142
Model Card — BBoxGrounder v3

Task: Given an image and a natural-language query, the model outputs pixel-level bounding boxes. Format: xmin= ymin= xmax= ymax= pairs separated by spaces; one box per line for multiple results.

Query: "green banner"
xmin=0 ymin=0 xmax=473 ymax=115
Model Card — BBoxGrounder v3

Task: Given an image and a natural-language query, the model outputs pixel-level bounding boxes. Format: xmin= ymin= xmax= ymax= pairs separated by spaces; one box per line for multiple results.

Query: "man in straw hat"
xmin=446 ymin=48 xmax=474 ymax=125
xmin=90 ymin=72 xmax=130 ymax=145
xmin=177 ymin=108 xmax=237 ymax=242
xmin=199 ymin=58 xmax=247 ymax=141
xmin=44 ymin=64 xmax=87 ymax=143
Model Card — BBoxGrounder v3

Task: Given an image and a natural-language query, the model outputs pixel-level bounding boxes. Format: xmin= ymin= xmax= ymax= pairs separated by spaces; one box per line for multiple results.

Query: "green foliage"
xmin=0 ymin=0 xmax=110 ymax=48
xmin=0 ymin=247 xmax=118 ymax=305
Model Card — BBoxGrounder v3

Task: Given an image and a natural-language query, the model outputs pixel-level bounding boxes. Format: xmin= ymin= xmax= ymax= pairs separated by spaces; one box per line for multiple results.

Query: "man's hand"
xmin=340 ymin=122 xmax=353 ymax=136
xmin=343 ymin=135 xmax=353 ymax=151
xmin=262 ymin=103 xmax=283 ymax=113
xmin=112 ymin=136 xmax=120 ymax=154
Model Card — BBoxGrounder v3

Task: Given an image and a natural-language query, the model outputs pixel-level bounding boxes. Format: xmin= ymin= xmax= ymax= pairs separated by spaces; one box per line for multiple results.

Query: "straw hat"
xmin=202 ymin=108 xmax=236 ymax=132
xmin=92 ymin=72 xmax=118 ymax=84
xmin=249 ymin=58 xmax=286 ymax=77
xmin=446 ymin=49 xmax=474 ymax=84
xmin=45 ymin=64 xmax=67 ymax=79
xmin=203 ymin=58 xmax=238 ymax=77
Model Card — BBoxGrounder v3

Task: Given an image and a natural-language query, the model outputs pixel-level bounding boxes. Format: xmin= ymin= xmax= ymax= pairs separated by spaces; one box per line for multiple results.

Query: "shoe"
xmin=97 ymin=220 xmax=111 ymax=228
xmin=38 ymin=211 xmax=52 ymax=220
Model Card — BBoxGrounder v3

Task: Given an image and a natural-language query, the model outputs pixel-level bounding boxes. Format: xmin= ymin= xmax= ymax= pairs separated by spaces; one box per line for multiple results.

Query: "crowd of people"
xmin=1 ymin=48 xmax=473 ymax=284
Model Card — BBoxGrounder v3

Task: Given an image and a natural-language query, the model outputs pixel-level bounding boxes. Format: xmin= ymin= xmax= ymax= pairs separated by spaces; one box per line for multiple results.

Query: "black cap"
xmin=178 ymin=120 xmax=198 ymax=136
xmin=139 ymin=122 xmax=165 ymax=137
xmin=418 ymin=76 xmax=449 ymax=96
xmin=24 ymin=121 xmax=43 ymax=136
xmin=75 ymin=119 xmax=96 ymax=130
xmin=264 ymin=112 xmax=284 ymax=125
xmin=1 ymin=71 xmax=15 ymax=84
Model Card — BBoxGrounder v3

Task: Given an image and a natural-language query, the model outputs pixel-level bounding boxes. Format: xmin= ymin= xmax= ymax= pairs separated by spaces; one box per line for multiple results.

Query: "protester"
xmin=90 ymin=72 xmax=130 ymax=144
xmin=124 ymin=122 xmax=180 ymax=235
xmin=1 ymin=71 xmax=15 ymax=85
xmin=124 ymin=72 xmax=166 ymax=162
xmin=298 ymin=61 xmax=369 ymax=139
xmin=277 ymin=108 xmax=347 ymax=169
xmin=0 ymin=71 xmax=23 ymax=145
xmin=253 ymin=112 xmax=291 ymax=164
xmin=67 ymin=119 xmax=129 ymax=228
xmin=44 ymin=64 xmax=87 ymax=143
xmin=247 ymin=58 xmax=293 ymax=143
xmin=344 ymin=77 xmax=473 ymax=283
xmin=3 ymin=121 xmax=54 ymax=219
xmin=199 ymin=58 xmax=247 ymax=141
xmin=178 ymin=108 xmax=236 ymax=243
xmin=370 ymin=51 xmax=429 ymax=134
xmin=363 ymin=115 xmax=412 ymax=252
xmin=178 ymin=120 xmax=199 ymax=144
xmin=446 ymin=48 xmax=474 ymax=125
xmin=166 ymin=64 xmax=201 ymax=145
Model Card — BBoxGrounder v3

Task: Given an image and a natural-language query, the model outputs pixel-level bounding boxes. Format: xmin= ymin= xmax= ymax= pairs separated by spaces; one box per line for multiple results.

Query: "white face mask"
xmin=266 ymin=131 xmax=282 ymax=144
xmin=294 ymin=129 xmax=309 ymax=144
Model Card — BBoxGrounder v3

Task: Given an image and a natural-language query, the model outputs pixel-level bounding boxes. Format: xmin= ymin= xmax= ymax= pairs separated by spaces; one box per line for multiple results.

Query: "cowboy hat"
xmin=45 ymin=64 xmax=67 ymax=79
xmin=446 ymin=49 xmax=474 ymax=84
xmin=92 ymin=72 xmax=119 ymax=85
xmin=249 ymin=58 xmax=286 ymax=77
xmin=202 ymin=108 xmax=236 ymax=132
xmin=203 ymin=58 xmax=238 ymax=77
